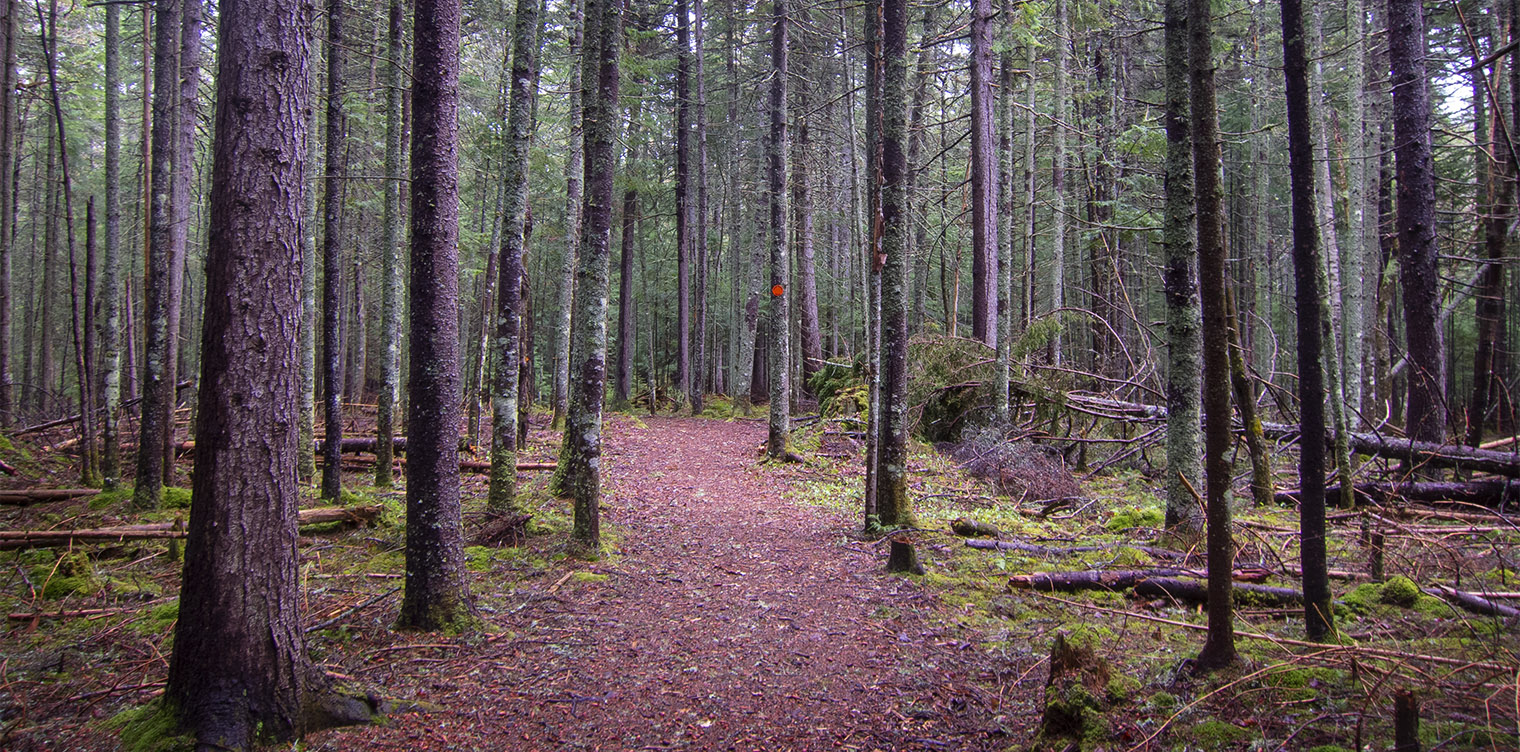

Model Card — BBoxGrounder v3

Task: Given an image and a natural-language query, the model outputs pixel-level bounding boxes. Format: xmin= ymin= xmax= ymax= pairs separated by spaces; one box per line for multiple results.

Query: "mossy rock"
xmin=32 ymin=552 xmax=100 ymax=599
xmin=1183 ymin=719 xmax=1255 ymax=750
xmin=1380 ymin=576 xmax=1420 ymax=607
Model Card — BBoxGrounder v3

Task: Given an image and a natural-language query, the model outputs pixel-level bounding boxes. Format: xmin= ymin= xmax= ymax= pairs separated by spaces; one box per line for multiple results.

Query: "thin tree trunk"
xmin=552 ymin=0 xmax=584 ymax=431
xmin=1469 ymin=6 xmax=1512 ymax=447
xmin=614 ymin=44 xmax=646 ymax=409
xmin=0 ymin=0 xmax=15 ymax=426
xmin=375 ymin=0 xmax=404 ymax=488
xmin=1162 ymin=0 xmax=1202 ymax=536
xmin=876 ymin=0 xmax=910 ymax=525
xmin=161 ymin=0 xmax=201 ymax=485
xmin=675 ymin=0 xmax=692 ymax=411
xmin=692 ymin=0 xmax=710 ymax=413
xmin=319 ymin=0 xmax=346 ymax=502
xmin=969 ymin=0 xmax=996 ymax=347
xmin=793 ymin=8 xmax=822 ymax=393
xmin=489 ymin=0 xmax=539 ymax=513
xmin=1345 ymin=0 xmax=1368 ymax=422
xmin=1050 ymin=0 xmax=1068 ymax=365
xmin=995 ymin=0 xmax=1013 ymax=423
xmin=101 ymin=0 xmax=123 ymax=487
xmin=1191 ymin=0 xmax=1238 ymax=671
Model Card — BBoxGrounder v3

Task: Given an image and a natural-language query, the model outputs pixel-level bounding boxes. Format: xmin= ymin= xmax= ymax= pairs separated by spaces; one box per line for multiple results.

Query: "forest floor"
xmin=1 ymin=406 xmax=1517 ymax=751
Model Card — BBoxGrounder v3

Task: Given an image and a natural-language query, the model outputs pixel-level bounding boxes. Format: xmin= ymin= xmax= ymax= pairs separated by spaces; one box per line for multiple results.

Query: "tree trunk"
xmin=1190 ymin=0 xmax=1237 ymax=670
xmin=319 ymin=0 xmax=346 ymax=502
xmin=556 ymin=0 xmax=623 ymax=552
xmin=0 ymin=0 xmax=14 ymax=426
xmin=298 ymin=29 xmax=322 ymax=484
xmin=1281 ymin=0 xmax=1334 ymax=642
xmin=675 ymin=0 xmax=692 ymax=411
xmin=692 ymin=0 xmax=710 ymax=413
xmin=614 ymin=77 xmax=642 ymax=409
xmin=162 ymin=0 xmax=201 ymax=484
xmin=875 ymin=0 xmax=909 ymax=525
xmin=792 ymin=9 xmax=823 ymax=393
xmin=1468 ymin=8 xmax=1513 ymax=447
xmin=375 ymin=0 xmax=405 ymax=488
xmin=968 ymin=0 xmax=997 ymax=348
xmin=1390 ymin=0 xmax=1447 ymax=443
xmin=489 ymin=0 xmax=539 ymax=513
xmin=397 ymin=0 xmax=472 ymax=630
xmin=995 ymin=0 xmax=1013 ymax=423
xmin=100 ymin=1 xmax=123 ymax=488
xmin=552 ymin=0 xmax=584 ymax=431
xmin=162 ymin=0 xmax=378 ymax=741
xmin=1345 ymin=0 xmax=1368 ymax=423
xmin=1162 ymin=0 xmax=1202 ymax=536
xmin=766 ymin=0 xmax=791 ymax=460
xmin=1049 ymin=0 xmax=1068 ymax=365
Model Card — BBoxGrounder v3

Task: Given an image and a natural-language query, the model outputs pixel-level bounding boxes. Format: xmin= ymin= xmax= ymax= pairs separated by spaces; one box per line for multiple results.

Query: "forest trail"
xmin=320 ymin=415 xmax=1009 ymax=751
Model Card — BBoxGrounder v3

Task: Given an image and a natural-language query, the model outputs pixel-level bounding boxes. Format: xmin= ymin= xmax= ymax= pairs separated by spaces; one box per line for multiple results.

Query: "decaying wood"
xmin=1008 ymin=569 xmax=1304 ymax=607
xmin=1425 ymin=585 xmax=1520 ymax=623
xmin=949 ymin=517 xmax=1000 ymax=537
xmin=966 ymin=538 xmax=1185 ymax=560
xmin=0 ymin=488 xmax=100 ymax=506
xmin=458 ymin=459 xmax=557 ymax=473
xmin=1277 ymin=479 xmax=1520 ymax=508
xmin=0 ymin=505 xmax=380 ymax=550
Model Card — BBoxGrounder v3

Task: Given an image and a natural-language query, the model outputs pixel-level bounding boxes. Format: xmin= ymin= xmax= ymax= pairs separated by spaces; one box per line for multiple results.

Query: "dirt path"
xmin=319 ymin=416 xmax=1006 ymax=751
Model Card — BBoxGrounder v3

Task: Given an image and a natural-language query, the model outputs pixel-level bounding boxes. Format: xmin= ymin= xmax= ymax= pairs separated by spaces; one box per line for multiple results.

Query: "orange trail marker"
xmin=771 ymin=284 xmax=784 ymax=297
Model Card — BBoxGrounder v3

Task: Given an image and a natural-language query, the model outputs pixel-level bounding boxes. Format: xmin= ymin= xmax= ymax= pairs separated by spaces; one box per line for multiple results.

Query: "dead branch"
xmin=0 ymin=488 xmax=100 ymax=506
xmin=0 ymin=505 xmax=380 ymax=550
xmin=1008 ymin=569 xmax=1304 ymax=607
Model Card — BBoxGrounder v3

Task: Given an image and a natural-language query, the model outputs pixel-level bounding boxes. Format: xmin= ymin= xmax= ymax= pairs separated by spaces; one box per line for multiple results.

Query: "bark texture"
xmin=319 ymin=0 xmax=347 ymax=502
xmin=875 ymin=0 xmax=910 ymax=526
xmin=398 ymin=0 xmax=472 ymax=630
xmin=968 ymin=0 xmax=998 ymax=347
xmin=375 ymin=0 xmax=405 ymax=489
xmin=766 ymin=0 xmax=791 ymax=459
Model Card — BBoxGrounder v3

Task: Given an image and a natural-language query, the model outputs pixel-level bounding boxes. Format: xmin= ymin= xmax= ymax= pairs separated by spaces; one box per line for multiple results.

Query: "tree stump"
xmin=1394 ymin=688 xmax=1420 ymax=752
xmin=886 ymin=534 xmax=925 ymax=575
xmin=1036 ymin=628 xmax=1113 ymax=747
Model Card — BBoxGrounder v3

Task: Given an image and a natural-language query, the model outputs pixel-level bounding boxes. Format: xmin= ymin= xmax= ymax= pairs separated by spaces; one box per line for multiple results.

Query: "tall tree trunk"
xmin=1191 ymin=0 xmax=1237 ymax=671
xmin=162 ymin=0 xmax=377 ymax=741
xmin=1050 ymin=0 xmax=1068 ymax=365
xmin=995 ymin=0 xmax=1013 ymax=423
xmin=555 ymin=0 xmax=623 ymax=551
xmin=397 ymin=0 xmax=473 ymax=630
xmin=375 ymin=0 xmax=405 ymax=488
xmin=0 ymin=0 xmax=15 ymax=426
xmin=675 ymin=0 xmax=692 ymax=411
xmin=319 ymin=0 xmax=346 ymax=502
xmin=793 ymin=8 xmax=822 ymax=393
xmin=1345 ymin=0 xmax=1368 ymax=423
xmin=968 ymin=0 xmax=996 ymax=347
xmin=162 ymin=0 xmax=201 ymax=484
xmin=766 ymin=0 xmax=791 ymax=459
xmin=906 ymin=3 xmax=938 ymax=333
xmin=1023 ymin=48 xmax=1037 ymax=330
xmin=1282 ymin=0 xmax=1334 ymax=642
xmin=1390 ymin=0 xmax=1447 ymax=442
xmin=134 ymin=0 xmax=183 ymax=508
xmin=101 ymin=0 xmax=123 ymax=487
xmin=1162 ymin=0 xmax=1202 ymax=536
xmin=489 ymin=0 xmax=539 ymax=513
xmin=1468 ymin=5 xmax=1512 ymax=447
xmin=552 ymin=0 xmax=584 ymax=431
xmin=614 ymin=60 xmax=644 ymax=409
xmin=875 ymin=0 xmax=909 ymax=525
xmin=691 ymin=0 xmax=710 ymax=413
xmin=298 ymin=32 xmax=321 ymax=484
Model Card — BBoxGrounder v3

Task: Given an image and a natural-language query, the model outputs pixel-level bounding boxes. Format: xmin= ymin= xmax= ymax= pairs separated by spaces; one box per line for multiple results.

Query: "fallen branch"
xmin=966 ymin=538 xmax=1185 ymax=561
xmin=1425 ymin=585 xmax=1520 ymax=624
xmin=0 ymin=505 xmax=380 ymax=550
xmin=1277 ymin=479 xmax=1520 ymax=508
xmin=1008 ymin=569 xmax=1303 ymax=607
xmin=0 ymin=488 xmax=100 ymax=506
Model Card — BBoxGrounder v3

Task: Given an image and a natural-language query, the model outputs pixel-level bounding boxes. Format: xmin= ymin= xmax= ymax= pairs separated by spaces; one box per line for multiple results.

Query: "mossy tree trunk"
xmin=557 ymin=0 xmax=624 ymax=551
xmin=100 ymin=1 xmax=123 ymax=487
xmin=397 ymin=0 xmax=473 ymax=630
xmin=1190 ymin=0 xmax=1237 ymax=670
xmin=875 ymin=0 xmax=910 ymax=527
xmin=1161 ymin=0 xmax=1202 ymax=537
xmin=164 ymin=0 xmax=377 ymax=742
xmin=489 ymin=0 xmax=540 ymax=513
xmin=552 ymin=0 xmax=584 ymax=431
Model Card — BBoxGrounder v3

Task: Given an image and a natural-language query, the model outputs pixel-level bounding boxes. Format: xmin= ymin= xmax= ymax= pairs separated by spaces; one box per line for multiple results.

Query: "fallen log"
xmin=0 ymin=505 xmax=380 ymax=550
xmin=1276 ymin=479 xmax=1520 ymax=508
xmin=949 ymin=518 xmax=1001 ymax=538
xmin=966 ymin=538 xmax=1185 ymax=561
xmin=1008 ymin=569 xmax=1304 ymax=607
xmin=1064 ymin=396 xmax=1520 ymax=478
xmin=0 ymin=488 xmax=100 ymax=506
xmin=10 ymin=380 xmax=196 ymax=437
xmin=1425 ymin=585 xmax=1520 ymax=623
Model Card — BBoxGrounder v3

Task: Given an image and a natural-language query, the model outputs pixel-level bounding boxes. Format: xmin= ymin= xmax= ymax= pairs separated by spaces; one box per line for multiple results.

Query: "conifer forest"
xmin=0 ymin=0 xmax=1518 ymax=748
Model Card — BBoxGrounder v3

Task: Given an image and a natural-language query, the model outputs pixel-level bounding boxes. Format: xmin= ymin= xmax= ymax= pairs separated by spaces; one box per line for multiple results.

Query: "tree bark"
xmin=556 ymin=0 xmax=623 ymax=552
xmin=163 ymin=0 xmax=201 ymax=484
xmin=766 ymin=0 xmax=791 ymax=460
xmin=614 ymin=62 xmax=643 ymax=409
xmin=100 ymin=0 xmax=123 ymax=487
xmin=968 ymin=0 xmax=997 ymax=348
xmin=792 ymin=8 xmax=822 ymax=393
xmin=0 ymin=0 xmax=15 ymax=425
xmin=1162 ymin=0 xmax=1202 ymax=536
xmin=1049 ymin=0 xmax=1068 ymax=365
xmin=397 ymin=0 xmax=473 ymax=630
xmin=490 ymin=0 xmax=539 ymax=513
xmin=1390 ymin=0 xmax=1447 ymax=443
xmin=875 ymin=0 xmax=910 ymax=525
xmin=319 ymin=0 xmax=346 ymax=502
xmin=1190 ymin=0 xmax=1237 ymax=671
xmin=163 ymin=0 xmax=378 ymax=741
xmin=691 ymin=0 xmax=710 ymax=413
xmin=552 ymin=0 xmax=584 ymax=431
xmin=1281 ymin=0 xmax=1334 ymax=641
xmin=375 ymin=0 xmax=405 ymax=488
xmin=675 ymin=0 xmax=692 ymax=411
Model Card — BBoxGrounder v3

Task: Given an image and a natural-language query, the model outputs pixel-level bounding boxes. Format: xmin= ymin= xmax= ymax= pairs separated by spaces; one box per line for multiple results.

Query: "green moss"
xmin=112 ymin=700 xmax=194 ymax=752
xmin=1339 ymin=582 xmax=1383 ymax=616
xmin=1380 ymin=576 xmax=1420 ymax=607
xmin=1147 ymin=691 xmax=1177 ymax=712
xmin=1105 ymin=673 xmax=1141 ymax=703
xmin=161 ymin=487 xmax=192 ymax=510
xmin=1104 ymin=505 xmax=1164 ymax=532
xmin=464 ymin=546 xmax=495 ymax=572
xmin=366 ymin=551 xmax=405 ymax=574
xmin=1412 ymin=594 xmax=1457 ymax=619
xmin=33 ymin=552 xmax=100 ymax=599
xmin=1108 ymin=546 xmax=1157 ymax=567
xmin=89 ymin=487 xmax=134 ymax=510
xmin=1184 ymin=719 xmax=1254 ymax=750
xmin=570 ymin=570 xmax=608 ymax=583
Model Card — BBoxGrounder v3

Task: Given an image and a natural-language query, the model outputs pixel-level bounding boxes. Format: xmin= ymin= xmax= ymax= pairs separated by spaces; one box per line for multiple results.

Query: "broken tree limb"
xmin=1277 ymin=480 xmax=1520 ymax=508
xmin=966 ymin=538 xmax=1185 ymax=561
xmin=1008 ymin=570 xmax=1304 ymax=607
xmin=1425 ymin=585 xmax=1520 ymax=623
xmin=0 ymin=488 xmax=100 ymax=506
xmin=0 ymin=505 xmax=380 ymax=550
